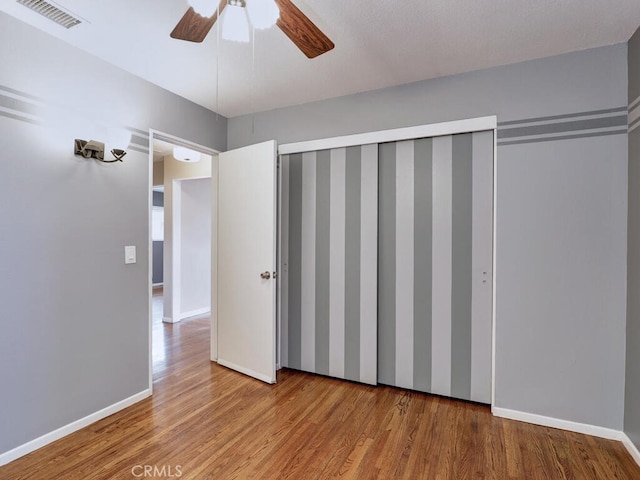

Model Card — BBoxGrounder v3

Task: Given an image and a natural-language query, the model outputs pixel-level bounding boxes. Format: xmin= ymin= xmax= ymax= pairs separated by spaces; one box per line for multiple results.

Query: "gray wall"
xmin=626 ymin=26 xmax=640 ymax=451
xmin=229 ymin=44 xmax=629 ymax=430
xmin=0 ymin=12 xmax=226 ymax=456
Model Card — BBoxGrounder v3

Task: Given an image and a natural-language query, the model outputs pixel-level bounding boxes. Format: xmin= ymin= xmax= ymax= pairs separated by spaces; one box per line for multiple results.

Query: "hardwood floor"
xmin=2 ymin=308 xmax=639 ymax=479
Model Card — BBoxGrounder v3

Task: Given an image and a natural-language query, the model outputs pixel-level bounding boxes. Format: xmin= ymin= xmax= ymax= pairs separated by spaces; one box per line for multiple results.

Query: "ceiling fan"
xmin=170 ymin=0 xmax=334 ymax=59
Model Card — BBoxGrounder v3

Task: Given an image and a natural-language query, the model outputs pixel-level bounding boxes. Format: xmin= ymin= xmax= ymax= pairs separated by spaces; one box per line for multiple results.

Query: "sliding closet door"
xmin=378 ymin=131 xmax=493 ymax=403
xmin=282 ymin=146 xmax=378 ymax=385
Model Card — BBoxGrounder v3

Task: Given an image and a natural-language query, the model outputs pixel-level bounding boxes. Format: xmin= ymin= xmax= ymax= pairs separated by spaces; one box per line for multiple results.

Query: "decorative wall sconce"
xmin=74 ymin=139 xmax=106 ymax=160
xmin=74 ymin=128 xmax=132 ymax=163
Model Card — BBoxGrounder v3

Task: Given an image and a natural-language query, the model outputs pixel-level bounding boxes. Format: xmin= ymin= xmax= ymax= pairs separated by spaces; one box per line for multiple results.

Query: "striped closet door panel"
xmin=282 ymin=145 xmax=378 ymax=385
xmin=378 ymin=131 xmax=493 ymax=403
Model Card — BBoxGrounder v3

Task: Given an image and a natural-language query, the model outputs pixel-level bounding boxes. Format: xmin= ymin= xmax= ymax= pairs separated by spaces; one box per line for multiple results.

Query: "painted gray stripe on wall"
xmin=629 ymin=106 xmax=640 ymax=127
xmin=413 ymin=137 xmax=433 ymax=393
xmin=378 ymin=142 xmax=396 ymax=386
xmin=498 ymin=115 xmax=627 ymax=139
xmin=129 ymin=145 xmax=150 ymax=154
xmin=498 ymin=129 xmax=627 ymax=146
xmin=450 ymin=133 xmax=473 ymax=401
xmin=0 ymin=109 xmax=41 ymax=125
xmin=0 ymin=94 xmax=39 ymax=116
xmin=129 ymin=127 xmax=149 ymax=138
xmin=287 ymin=154 xmax=303 ymax=370
xmin=131 ymin=134 xmax=149 ymax=147
xmin=0 ymin=84 xmax=43 ymax=102
xmin=315 ymin=150 xmax=331 ymax=376
xmin=497 ymin=107 xmax=627 ymax=126
xmin=0 ymin=85 xmax=153 ymax=146
xmin=345 ymin=146 xmax=362 ymax=382
xmin=628 ymin=102 xmax=640 ymax=125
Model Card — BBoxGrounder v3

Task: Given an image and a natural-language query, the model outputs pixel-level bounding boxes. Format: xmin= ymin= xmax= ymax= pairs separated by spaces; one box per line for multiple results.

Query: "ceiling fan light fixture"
xmin=246 ymin=0 xmax=279 ymax=30
xmin=187 ymin=0 xmax=217 ymax=17
xmin=222 ymin=2 xmax=250 ymax=42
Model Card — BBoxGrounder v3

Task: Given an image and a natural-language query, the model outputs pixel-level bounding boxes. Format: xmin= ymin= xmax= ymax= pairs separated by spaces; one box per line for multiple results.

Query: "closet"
xmin=280 ymin=120 xmax=494 ymax=404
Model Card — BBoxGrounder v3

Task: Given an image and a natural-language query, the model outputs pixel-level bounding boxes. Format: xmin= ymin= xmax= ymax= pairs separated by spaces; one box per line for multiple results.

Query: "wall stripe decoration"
xmin=497 ymin=107 xmax=627 ymax=146
xmin=283 ymin=146 xmax=378 ymax=385
xmin=378 ymin=132 xmax=493 ymax=403
xmin=630 ymin=95 xmax=640 ymax=133
xmin=0 ymin=83 xmax=150 ymax=153
xmin=0 ymin=85 xmax=43 ymax=125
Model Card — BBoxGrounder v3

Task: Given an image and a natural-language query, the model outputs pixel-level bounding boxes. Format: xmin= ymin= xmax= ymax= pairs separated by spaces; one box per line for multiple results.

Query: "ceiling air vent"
xmin=16 ymin=0 xmax=82 ymax=29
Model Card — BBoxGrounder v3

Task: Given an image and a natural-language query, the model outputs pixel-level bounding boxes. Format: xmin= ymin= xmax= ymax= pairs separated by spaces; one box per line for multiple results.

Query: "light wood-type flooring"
xmin=2 ymin=296 xmax=639 ymax=479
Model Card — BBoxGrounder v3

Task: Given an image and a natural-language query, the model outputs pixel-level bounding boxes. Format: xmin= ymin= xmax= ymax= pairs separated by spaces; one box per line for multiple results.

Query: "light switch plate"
xmin=125 ymin=246 xmax=136 ymax=264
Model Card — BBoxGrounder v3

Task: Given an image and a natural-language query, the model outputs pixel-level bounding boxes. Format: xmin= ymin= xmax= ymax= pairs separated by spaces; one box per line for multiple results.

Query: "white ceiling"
xmin=3 ymin=0 xmax=640 ymax=118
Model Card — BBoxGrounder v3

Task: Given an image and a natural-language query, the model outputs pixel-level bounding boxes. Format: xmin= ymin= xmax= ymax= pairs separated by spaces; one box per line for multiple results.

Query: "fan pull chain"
xmin=251 ymin=26 xmax=256 ymax=135
xmin=215 ymin=2 xmax=220 ymax=121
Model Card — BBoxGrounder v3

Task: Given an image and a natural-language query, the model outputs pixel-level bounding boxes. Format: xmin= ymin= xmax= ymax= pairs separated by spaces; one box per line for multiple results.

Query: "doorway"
xmin=148 ymin=131 xmax=218 ymax=389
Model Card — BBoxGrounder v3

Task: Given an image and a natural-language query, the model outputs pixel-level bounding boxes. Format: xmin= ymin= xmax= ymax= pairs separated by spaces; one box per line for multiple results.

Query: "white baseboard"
xmin=217 ymin=358 xmax=276 ymax=384
xmin=492 ymin=407 xmax=623 ymax=441
xmin=179 ymin=308 xmax=210 ymax=321
xmin=164 ymin=309 xmax=210 ymax=324
xmin=0 ymin=389 xmax=151 ymax=467
xmin=622 ymin=433 xmax=640 ymax=467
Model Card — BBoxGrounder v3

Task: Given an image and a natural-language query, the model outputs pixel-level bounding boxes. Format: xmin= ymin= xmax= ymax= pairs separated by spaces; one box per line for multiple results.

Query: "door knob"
xmin=260 ymin=271 xmax=271 ymax=280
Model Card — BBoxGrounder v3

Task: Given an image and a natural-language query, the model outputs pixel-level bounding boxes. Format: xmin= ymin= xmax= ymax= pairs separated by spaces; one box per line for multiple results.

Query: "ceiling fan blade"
xmin=170 ymin=1 xmax=228 ymax=43
xmin=274 ymin=0 xmax=334 ymax=58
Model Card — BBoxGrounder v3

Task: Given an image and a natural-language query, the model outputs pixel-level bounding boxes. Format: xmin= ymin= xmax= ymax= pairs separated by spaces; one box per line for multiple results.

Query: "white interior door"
xmin=216 ymin=140 xmax=278 ymax=384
